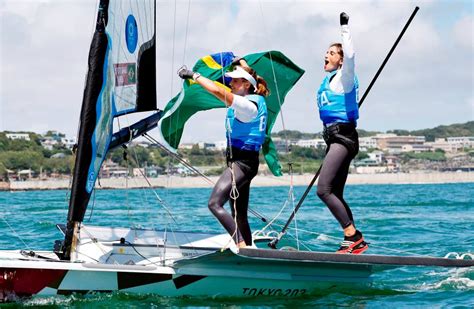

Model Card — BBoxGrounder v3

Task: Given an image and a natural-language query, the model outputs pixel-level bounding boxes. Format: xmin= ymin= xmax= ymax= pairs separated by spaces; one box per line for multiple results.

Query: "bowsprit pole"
xmin=268 ymin=6 xmax=420 ymax=249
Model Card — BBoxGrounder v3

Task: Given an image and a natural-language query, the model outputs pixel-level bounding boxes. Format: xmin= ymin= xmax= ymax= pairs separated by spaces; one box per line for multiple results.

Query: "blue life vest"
xmin=226 ymin=94 xmax=267 ymax=152
xmin=317 ymin=70 xmax=359 ymax=125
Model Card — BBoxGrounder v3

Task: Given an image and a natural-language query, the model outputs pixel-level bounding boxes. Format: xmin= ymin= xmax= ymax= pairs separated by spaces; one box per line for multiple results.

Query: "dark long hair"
xmin=241 ymin=66 xmax=270 ymax=97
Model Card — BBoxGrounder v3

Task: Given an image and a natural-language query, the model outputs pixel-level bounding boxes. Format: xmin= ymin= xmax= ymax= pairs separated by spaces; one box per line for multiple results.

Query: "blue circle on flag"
xmin=125 ymin=15 xmax=138 ymax=53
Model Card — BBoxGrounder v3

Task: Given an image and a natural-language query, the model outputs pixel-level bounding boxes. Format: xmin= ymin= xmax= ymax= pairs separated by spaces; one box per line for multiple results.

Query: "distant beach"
xmin=2 ymin=171 xmax=473 ymax=191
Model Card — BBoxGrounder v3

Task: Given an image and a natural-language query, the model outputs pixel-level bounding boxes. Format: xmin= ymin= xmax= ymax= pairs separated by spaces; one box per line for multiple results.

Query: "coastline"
xmin=2 ymin=171 xmax=473 ymax=191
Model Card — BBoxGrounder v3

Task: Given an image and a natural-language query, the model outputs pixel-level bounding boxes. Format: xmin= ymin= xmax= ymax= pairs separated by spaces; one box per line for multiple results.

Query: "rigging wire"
xmin=287 ymin=164 xmax=299 ymax=250
xmin=146 ymin=1 xmax=184 ymax=258
xmin=1 ymin=215 xmax=31 ymax=250
xmin=169 ymin=0 xmax=178 ymax=96
xmin=112 ymin=118 xmax=133 ymax=228
xmin=143 ymin=133 xmax=268 ymax=223
xmin=161 ymin=0 xmax=182 ymax=199
xmin=143 ymin=134 xmax=214 ymax=185
xmin=257 ymin=0 xmax=290 ymax=154
xmin=181 ymin=0 xmax=192 ymax=66
xmin=125 ymin=142 xmax=208 ymax=259
xmin=127 ymin=154 xmax=179 ymax=226
xmin=119 ymin=141 xmax=138 ymax=227
xmin=123 ymin=145 xmax=132 ymax=222
xmin=104 ymin=137 xmax=200 ymax=258
xmin=253 ymin=193 xmax=292 ymax=238
xmin=167 ymin=0 xmax=181 ymax=191
xmin=127 ymin=142 xmax=187 ymax=259
xmin=152 ymin=0 xmax=191 ymax=261
xmin=220 ymin=50 xmax=242 ymax=250
xmin=254 ymin=0 xmax=299 ymax=245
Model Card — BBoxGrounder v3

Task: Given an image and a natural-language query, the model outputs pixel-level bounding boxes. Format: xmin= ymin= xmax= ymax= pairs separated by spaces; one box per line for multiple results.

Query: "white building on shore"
xmin=197 ymin=142 xmax=216 ymax=150
xmin=447 ymin=137 xmax=474 ymax=149
xmin=61 ymin=137 xmax=77 ymax=150
xmin=5 ymin=133 xmax=30 ymax=141
xmin=359 ymin=136 xmax=377 ymax=151
xmin=374 ymin=134 xmax=426 ymax=154
xmin=214 ymin=140 xmax=227 ymax=151
xmin=368 ymin=150 xmax=384 ymax=164
xmin=295 ymin=138 xmax=325 ymax=148
xmin=179 ymin=143 xmax=195 ymax=150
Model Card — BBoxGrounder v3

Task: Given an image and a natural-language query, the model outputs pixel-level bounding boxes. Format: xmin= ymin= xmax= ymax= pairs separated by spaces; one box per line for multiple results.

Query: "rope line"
xmin=1 ymin=215 xmax=31 ymax=250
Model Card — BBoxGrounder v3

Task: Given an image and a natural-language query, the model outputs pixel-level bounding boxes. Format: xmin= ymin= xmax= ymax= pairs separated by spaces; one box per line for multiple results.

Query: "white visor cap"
xmin=225 ymin=66 xmax=257 ymax=89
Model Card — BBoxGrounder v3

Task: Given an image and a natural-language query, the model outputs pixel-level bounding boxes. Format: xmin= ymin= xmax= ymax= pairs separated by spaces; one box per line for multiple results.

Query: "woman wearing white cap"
xmin=178 ymin=60 xmax=269 ymax=248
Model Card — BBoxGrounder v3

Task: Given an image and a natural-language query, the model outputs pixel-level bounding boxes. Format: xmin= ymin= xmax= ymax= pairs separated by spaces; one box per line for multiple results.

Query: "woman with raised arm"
xmin=316 ymin=12 xmax=368 ymax=254
xmin=178 ymin=60 xmax=269 ymax=248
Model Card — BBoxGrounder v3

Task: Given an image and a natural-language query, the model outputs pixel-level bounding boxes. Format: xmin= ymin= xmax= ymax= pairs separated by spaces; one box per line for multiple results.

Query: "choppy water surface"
xmin=0 ymin=183 xmax=473 ymax=307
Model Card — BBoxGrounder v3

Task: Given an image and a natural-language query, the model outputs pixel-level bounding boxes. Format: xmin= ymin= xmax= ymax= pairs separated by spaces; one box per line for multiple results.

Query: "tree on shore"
xmin=0 ymin=162 xmax=7 ymax=181
xmin=0 ymin=151 xmax=44 ymax=172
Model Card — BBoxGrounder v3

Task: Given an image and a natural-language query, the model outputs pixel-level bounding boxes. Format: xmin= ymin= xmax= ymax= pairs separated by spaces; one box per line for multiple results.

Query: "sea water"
xmin=0 ymin=183 xmax=473 ymax=307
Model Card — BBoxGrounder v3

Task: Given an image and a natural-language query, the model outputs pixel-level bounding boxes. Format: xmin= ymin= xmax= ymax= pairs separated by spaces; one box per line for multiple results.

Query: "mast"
xmin=58 ymin=0 xmax=158 ymax=260
xmin=59 ymin=0 xmax=110 ymax=260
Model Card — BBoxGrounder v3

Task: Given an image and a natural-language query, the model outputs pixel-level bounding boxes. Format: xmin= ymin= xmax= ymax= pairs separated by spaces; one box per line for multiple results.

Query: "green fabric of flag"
xmin=159 ymin=51 xmax=304 ymax=176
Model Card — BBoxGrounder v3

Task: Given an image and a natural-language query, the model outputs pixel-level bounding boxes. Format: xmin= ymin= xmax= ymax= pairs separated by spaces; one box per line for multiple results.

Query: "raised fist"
xmin=340 ymin=12 xmax=349 ymax=26
xmin=178 ymin=67 xmax=195 ymax=79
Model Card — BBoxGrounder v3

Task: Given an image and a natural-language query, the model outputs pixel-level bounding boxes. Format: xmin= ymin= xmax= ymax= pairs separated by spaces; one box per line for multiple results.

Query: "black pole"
xmin=358 ymin=6 xmax=419 ymax=106
xmin=268 ymin=6 xmax=420 ymax=249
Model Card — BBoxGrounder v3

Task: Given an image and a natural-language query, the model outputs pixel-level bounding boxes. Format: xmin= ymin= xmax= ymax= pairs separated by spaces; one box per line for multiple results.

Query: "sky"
xmin=0 ymin=0 xmax=473 ymax=143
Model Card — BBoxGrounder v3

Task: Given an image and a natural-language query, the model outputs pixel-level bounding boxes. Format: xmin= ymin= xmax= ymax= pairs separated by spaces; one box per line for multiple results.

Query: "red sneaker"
xmin=336 ymin=235 xmax=369 ymax=254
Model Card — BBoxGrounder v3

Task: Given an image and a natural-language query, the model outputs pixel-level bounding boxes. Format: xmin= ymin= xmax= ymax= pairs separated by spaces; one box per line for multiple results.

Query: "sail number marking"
xmin=259 ymin=115 xmax=266 ymax=132
xmin=242 ymin=287 xmax=307 ymax=297
xmin=318 ymin=91 xmax=329 ymax=108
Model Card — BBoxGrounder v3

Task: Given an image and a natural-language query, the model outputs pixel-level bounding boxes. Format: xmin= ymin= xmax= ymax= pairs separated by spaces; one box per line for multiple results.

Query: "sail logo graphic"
xmin=125 ymin=15 xmax=138 ymax=54
xmin=86 ymin=172 xmax=95 ymax=192
xmin=114 ymin=63 xmax=136 ymax=86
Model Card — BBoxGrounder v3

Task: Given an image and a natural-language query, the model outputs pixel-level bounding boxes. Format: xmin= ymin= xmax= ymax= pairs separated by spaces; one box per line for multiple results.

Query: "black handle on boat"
xmin=269 ymin=6 xmax=420 ymax=249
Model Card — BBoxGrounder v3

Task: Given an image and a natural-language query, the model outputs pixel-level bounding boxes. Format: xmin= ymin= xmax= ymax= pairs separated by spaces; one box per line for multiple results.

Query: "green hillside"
xmin=404 ymin=121 xmax=473 ymax=141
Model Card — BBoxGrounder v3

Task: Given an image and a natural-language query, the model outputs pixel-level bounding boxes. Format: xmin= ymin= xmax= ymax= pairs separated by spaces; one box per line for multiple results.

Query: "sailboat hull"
xmin=0 ymin=250 xmax=374 ymax=301
xmin=0 ymin=222 xmax=378 ymax=301
xmin=2 ymin=247 xmax=473 ymax=301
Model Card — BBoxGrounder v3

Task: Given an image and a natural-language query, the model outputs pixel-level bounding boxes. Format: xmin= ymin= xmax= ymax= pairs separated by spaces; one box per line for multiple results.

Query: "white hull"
xmin=0 ymin=249 xmax=373 ymax=301
xmin=0 ymin=225 xmax=374 ymax=301
xmin=1 ymin=225 xmax=472 ymax=301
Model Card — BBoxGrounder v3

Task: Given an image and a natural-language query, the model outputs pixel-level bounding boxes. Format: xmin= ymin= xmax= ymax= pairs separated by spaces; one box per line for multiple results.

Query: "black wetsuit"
xmin=208 ymin=147 xmax=259 ymax=245
xmin=317 ymin=123 xmax=359 ymax=228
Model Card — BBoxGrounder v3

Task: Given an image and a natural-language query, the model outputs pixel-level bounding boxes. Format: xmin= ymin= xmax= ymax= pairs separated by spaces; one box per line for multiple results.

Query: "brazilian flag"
xmin=159 ymin=51 xmax=304 ymax=176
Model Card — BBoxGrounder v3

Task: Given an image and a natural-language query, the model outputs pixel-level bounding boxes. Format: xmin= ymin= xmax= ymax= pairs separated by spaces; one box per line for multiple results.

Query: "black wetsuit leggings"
xmin=208 ymin=163 xmax=256 ymax=245
xmin=317 ymin=143 xmax=355 ymax=229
